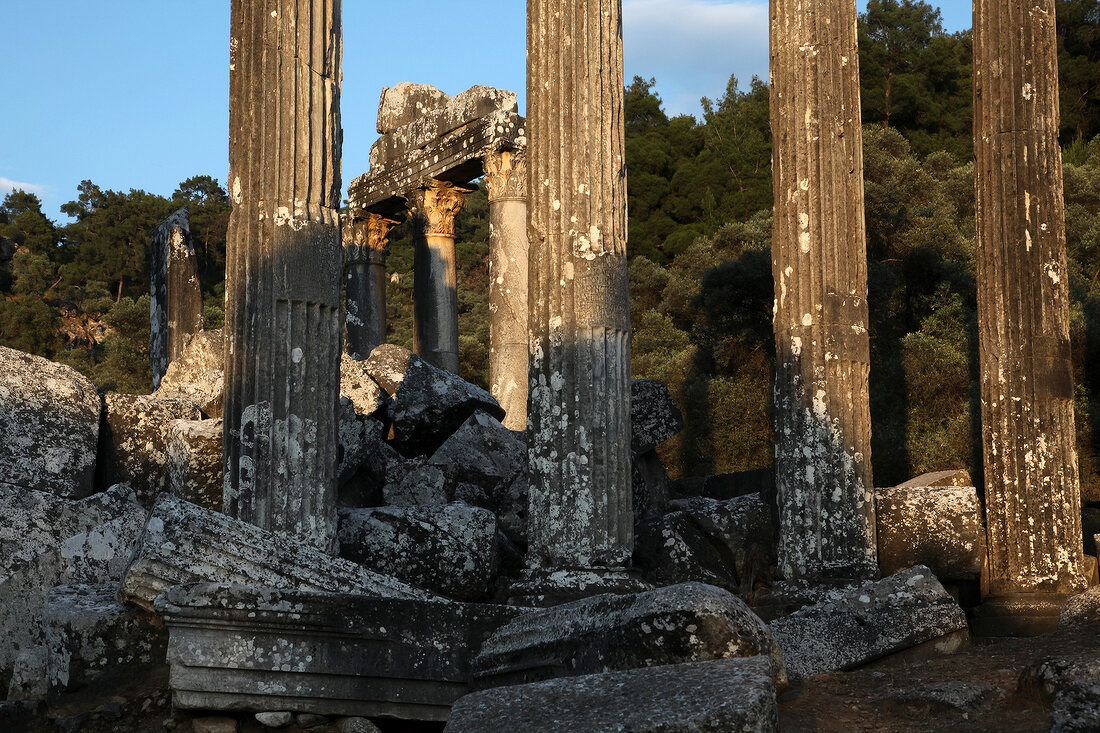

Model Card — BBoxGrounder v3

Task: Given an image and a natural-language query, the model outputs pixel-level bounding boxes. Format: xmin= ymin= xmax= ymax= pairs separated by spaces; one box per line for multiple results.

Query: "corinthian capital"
xmin=482 ymin=149 xmax=527 ymax=202
xmin=344 ymin=212 xmax=399 ymax=265
xmin=409 ymin=181 xmax=473 ymax=237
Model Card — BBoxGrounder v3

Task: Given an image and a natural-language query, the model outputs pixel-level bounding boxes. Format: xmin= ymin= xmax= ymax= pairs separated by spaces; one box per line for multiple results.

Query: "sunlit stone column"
xmin=770 ymin=0 xmax=877 ymax=581
xmin=973 ymin=0 xmax=1088 ymax=632
xmin=344 ymin=213 xmax=397 ymax=358
xmin=223 ymin=0 xmax=343 ymax=551
xmin=151 ymin=206 xmax=203 ymax=389
xmin=483 ymin=148 xmax=529 ymax=431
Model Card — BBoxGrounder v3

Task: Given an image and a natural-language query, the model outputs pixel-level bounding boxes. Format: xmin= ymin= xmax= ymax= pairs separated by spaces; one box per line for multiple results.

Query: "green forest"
xmin=2 ymin=0 xmax=1098 ymax=498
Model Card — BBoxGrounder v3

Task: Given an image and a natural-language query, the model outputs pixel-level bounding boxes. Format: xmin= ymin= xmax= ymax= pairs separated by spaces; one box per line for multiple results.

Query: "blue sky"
xmin=0 ymin=1 xmax=972 ymax=222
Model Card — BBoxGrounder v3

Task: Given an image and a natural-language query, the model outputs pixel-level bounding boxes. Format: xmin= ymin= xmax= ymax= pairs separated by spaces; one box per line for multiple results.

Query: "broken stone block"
xmin=473 ymin=582 xmax=787 ymax=690
xmin=428 ymin=411 xmax=525 ymax=494
xmin=100 ymin=393 xmax=202 ymax=507
xmin=119 ymin=495 xmax=434 ymax=612
xmin=44 ymin=583 xmax=168 ymax=701
xmin=338 ymin=505 xmax=497 ymax=601
xmin=365 ymin=344 xmax=504 ymax=456
xmin=894 ymin=469 xmax=972 ymax=488
xmin=875 ymin=484 xmax=985 ymax=580
xmin=340 ymin=354 xmax=388 ymax=418
xmin=0 ymin=346 xmax=101 ymax=499
xmin=448 ymin=657 xmax=779 ymax=733
xmin=630 ymin=379 xmax=683 ymax=453
xmin=1061 ymin=587 xmax=1100 ymax=630
xmin=1052 ymin=681 xmax=1100 ymax=733
xmin=338 ymin=423 xmax=393 ymax=508
xmin=382 ymin=457 xmax=449 ymax=506
xmin=337 ymin=399 xmax=383 ymax=486
xmin=166 ymin=418 xmax=223 ymax=511
xmin=156 ymin=329 xmax=224 ymax=417
xmin=634 ymin=494 xmax=776 ymax=596
xmin=632 ymin=450 xmax=671 ymax=524
xmin=1020 ymin=653 xmax=1100 ymax=703
xmin=377 ymin=82 xmax=451 ymax=134
xmin=155 ymin=583 xmax=525 ymax=721
xmin=767 ymin=566 xmax=969 ymax=679
xmin=879 ymin=681 xmax=1001 ymax=714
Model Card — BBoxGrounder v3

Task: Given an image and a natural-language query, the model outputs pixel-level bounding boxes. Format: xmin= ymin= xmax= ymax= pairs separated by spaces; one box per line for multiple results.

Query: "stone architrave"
xmin=344 ymin=213 xmax=398 ymax=359
xmin=770 ymin=0 xmax=878 ymax=581
xmin=973 ymin=0 xmax=1088 ymax=627
xmin=518 ymin=0 xmax=644 ymax=604
xmin=223 ymin=0 xmax=344 ymax=551
xmin=409 ymin=180 xmax=472 ymax=374
xmin=150 ymin=207 xmax=203 ymax=390
xmin=482 ymin=148 xmax=529 ymax=431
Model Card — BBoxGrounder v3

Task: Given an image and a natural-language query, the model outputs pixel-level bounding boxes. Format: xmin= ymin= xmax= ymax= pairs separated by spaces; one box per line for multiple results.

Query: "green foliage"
xmin=1057 ymin=0 xmax=1100 ymax=145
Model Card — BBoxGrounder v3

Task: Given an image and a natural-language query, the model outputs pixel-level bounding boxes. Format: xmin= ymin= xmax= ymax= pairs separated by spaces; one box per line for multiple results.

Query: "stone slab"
xmin=875 ymin=484 xmax=985 ymax=580
xmin=894 ymin=469 xmax=972 ymax=488
xmin=166 ymin=418 xmax=223 ymax=511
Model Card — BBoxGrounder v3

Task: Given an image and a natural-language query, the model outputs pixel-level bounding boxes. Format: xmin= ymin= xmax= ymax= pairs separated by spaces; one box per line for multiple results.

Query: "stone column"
xmin=973 ymin=0 xmax=1087 ymax=631
xmin=409 ymin=180 xmax=470 ymax=374
xmin=222 ymin=0 xmax=343 ymax=552
xmin=344 ymin=213 xmax=397 ymax=359
xmin=150 ymin=206 xmax=203 ymax=390
xmin=770 ymin=0 xmax=878 ymax=581
xmin=483 ymin=148 xmax=529 ymax=431
xmin=516 ymin=0 xmax=646 ymax=605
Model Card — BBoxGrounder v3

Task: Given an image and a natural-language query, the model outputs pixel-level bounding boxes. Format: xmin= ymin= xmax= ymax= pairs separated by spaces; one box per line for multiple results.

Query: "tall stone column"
xmin=150 ymin=206 xmax=203 ymax=389
xmin=223 ymin=0 xmax=343 ymax=552
xmin=973 ymin=0 xmax=1087 ymax=632
xmin=770 ymin=0 xmax=877 ymax=581
xmin=516 ymin=0 xmax=646 ymax=605
xmin=344 ymin=213 xmax=397 ymax=359
xmin=483 ymin=148 xmax=529 ymax=431
xmin=410 ymin=180 xmax=470 ymax=374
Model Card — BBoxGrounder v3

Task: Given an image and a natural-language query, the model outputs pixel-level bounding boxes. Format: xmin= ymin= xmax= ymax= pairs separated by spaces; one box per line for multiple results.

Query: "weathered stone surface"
xmin=255 ymin=711 xmax=293 ymax=728
xmin=101 ymin=393 xmax=202 ymax=507
xmin=376 ymin=82 xmax=450 ymax=135
xmin=875 ymin=485 xmax=984 ymax=580
xmin=340 ymin=354 xmax=388 ymax=417
xmin=382 ymin=457 xmax=449 ymax=506
xmin=156 ymin=329 xmax=224 ymax=417
xmin=156 ymin=583 xmax=524 ymax=721
xmin=428 ymin=411 xmax=525 ymax=495
xmin=166 ymin=418 xmax=223 ymax=511
xmin=44 ymin=583 xmax=168 ymax=700
xmin=1020 ymin=653 xmax=1100 ymax=703
xmin=1060 ymin=587 xmax=1100 ymax=629
xmin=631 ymin=380 xmax=684 ymax=453
xmin=1052 ymin=681 xmax=1100 ymax=733
xmin=338 ymin=505 xmax=498 ymax=601
xmin=894 ymin=469 xmax=972 ymax=488
xmin=634 ymin=494 xmax=776 ymax=596
xmin=223 ymin=0 xmax=343 ymax=552
xmin=449 ymin=657 xmax=779 ymax=733
xmin=474 ymin=582 xmax=787 ymax=690
xmin=768 ymin=566 xmax=968 ymax=679
xmin=150 ymin=206 xmax=203 ymax=390
xmin=338 ymin=717 xmax=382 ymax=733
xmin=632 ymin=449 xmax=672 ymax=525
xmin=337 ymin=399 xmax=385 ymax=487
xmin=770 ymin=0 xmax=877 ymax=581
xmin=880 ymin=681 xmax=1001 ymax=714
xmin=120 ymin=495 xmax=434 ymax=612
xmin=193 ymin=717 xmax=239 ymax=733
xmin=0 ymin=346 xmax=101 ymax=499
xmin=343 ymin=215 xmax=398 ymax=360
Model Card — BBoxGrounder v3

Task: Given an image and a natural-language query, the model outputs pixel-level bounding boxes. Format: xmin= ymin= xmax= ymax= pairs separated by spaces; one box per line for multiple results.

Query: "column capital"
xmin=482 ymin=148 xmax=527 ymax=202
xmin=408 ymin=180 xmax=473 ymax=238
xmin=344 ymin=212 xmax=399 ymax=265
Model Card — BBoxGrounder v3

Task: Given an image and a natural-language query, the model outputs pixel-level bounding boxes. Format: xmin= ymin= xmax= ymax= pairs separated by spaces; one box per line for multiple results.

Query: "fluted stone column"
xmin=770 ymin=0 xmax=877 ymax=581
xmin=973 ymin=0 xmax=1088 ymax=631
xmin=151 ymin=207 xmax=203 ymax=390
xmin=483 ymin=148 xmax=529 ymax=431
xmin=223 ymin=0 xmax=343 ymax=552
xmin=516 ymin=0 xmax=646 ymax=605
xmin=410 ymin=180 xmax=470 ymax=374
xmin=344 ymin=213 xmax=397 ymax=359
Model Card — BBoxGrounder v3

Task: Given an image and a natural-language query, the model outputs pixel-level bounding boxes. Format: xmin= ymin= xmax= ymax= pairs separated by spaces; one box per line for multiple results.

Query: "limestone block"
xmin=632 ymin=450 xmax=671 ymax=524
xmin=376 ymin=82 xmax=450 ymax=134
xmin=337 ymin=400 xmax=386 ymax=487
xmin=119 ymin=495 xmax=434 ymax=612
xmin=875 ymin=485 xmax=985 ymax=580
xmin=473 ymin=582 xmax=787 ymax=690
xmin=0 ymin=346 xmax=101 ymax=499
xmin=1052 ymin=681 xmax=1100 ymax=733
xmin=634 ymin=494 xmax=775 ymax=596
xmin=382 ymin=458 xmax=449 ymax=506
xmin=156 ymin=329 xmax=224 ymax=417
xmin=768 ymin=566 xmax=969 ymax=679
xmin=338 ymin=505 xmax=497 ymax=601
xmin=340 ymin=354 xmax=387 ymax=418
xmin=44 ymin=583 xmax=168 ymax=700
xmin=447 ymin=657 xmax=779 ymax=733
xmin=155 ymin=583 xmax=525 ymax=721
xmin=1020 ymin=653 xmax=1100 ymax=703
xmin=101 ymin=393 xmax=202 ymax=507
xmin=428 ymin=411 xmax=525 ymax=493
xmin=166 ymin=418 xmax=223 ymax=511
xmin=1060 ymin=587 xmax=1100 ymax=629
xmin=894 ymin=469 xmax=972 ymax=488
xmin=630 ymin=379 xmax=683 ymax=453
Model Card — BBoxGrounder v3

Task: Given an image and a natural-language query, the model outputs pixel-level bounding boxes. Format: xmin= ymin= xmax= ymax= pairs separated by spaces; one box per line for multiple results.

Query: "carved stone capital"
xmin=409 ymin=181 xmax=472 ymax=237
xmin=344 ymin=213 xmax=398 ymax=265
xmin=482 ymin=149 xmax=527 ymax=202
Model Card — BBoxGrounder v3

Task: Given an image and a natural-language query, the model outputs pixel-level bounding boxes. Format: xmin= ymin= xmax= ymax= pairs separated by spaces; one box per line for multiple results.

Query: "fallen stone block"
xmin=155 ymin=583 xmax=525 ymax=722
xmin=630 ymin=379 xmax=683 ymax=453
xmin=632 ymin=450 xmax=671 ymax=523
xmin=428 ymin=411 xmax=525 ymax=495
xmin=473 ymin=582 xmax=787 ymax=690
xmin=447 ymin=657 xmax=778 ymax=733
xmin=1060 ymin=587 xmax=1100 ymax=630
xmin=340 ymin=354 xmax=388 ymax=418
xmin=44 ymin=583 xmax=168 ymax=701
xmin=875 ymin=484 xmax=985 ymax=580
xmin=119 ymin=495 xmax=434 ymax=612
xmin=1020 ymin=653 xmax=1100 ymax=704
xmin=878 ymin=681 xmax=1001 ymax=714
xmin=768 ymin=566 xmax=969 ymax=679
xmin=0 ymin=346 xmax=101 ymax=499
xmin=337 ymin=399 xmax=379 ymax=486
xmin=166 ymin=418 xmax=223 ymax=511
xmin=157 ymin=329 xmax=224 ymax=417
xmin=1052 ymin=681 xmax=1100 ymax=733
xmin=338 ymin=505 xmax=498 ymax=601
xmin=382 ymin=457 xmax=449 ymax=506
xmin=894 ymin=469 xmax=972 ymax=488
xmin=101 ymin=393 xmax=202 ymax=507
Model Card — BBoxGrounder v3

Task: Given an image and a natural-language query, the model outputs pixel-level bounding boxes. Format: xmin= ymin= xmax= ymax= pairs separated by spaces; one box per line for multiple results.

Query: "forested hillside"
xmin=2 ymin=0 xmax=1098 ymax=495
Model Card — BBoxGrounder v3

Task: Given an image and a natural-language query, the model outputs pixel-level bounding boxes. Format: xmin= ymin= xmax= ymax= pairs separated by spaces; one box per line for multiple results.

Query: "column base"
xmin=971 ymin=593 xmax=1076 ymax=637
xmin=506 ymin=568 xmax=653 ymax=608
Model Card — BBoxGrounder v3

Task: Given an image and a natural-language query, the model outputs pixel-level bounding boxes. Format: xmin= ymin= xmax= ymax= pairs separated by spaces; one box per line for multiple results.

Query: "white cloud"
xmin=0 ymin=177 xmax=48 ymax=196
xmin=623 ymin=0 xmax=769 ymax=117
